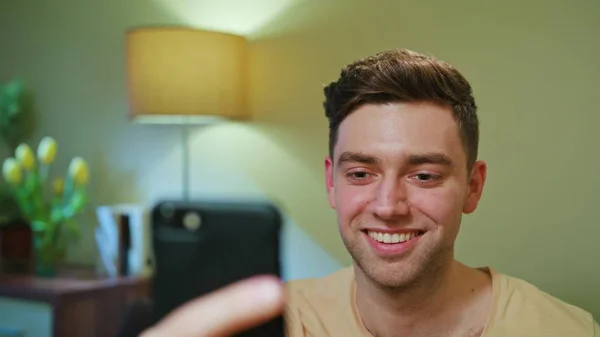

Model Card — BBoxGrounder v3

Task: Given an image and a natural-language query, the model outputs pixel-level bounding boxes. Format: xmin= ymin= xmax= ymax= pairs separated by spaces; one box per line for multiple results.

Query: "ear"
xmin=324 ymin=156 xmax=336 ymax=209
xmin=463 ymin=160 xmax=487 ymax=214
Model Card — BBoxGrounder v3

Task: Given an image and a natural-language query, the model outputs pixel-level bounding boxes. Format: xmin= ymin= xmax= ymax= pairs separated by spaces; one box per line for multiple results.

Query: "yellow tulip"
xmin=37 ymin=137 xmax=58 ymax=165
xmin=68 ymin=157 xmax=89 ymax=186
xmin=2 ymin=158 xmax=23 ymax=185
xmin=15 ymin=143 xmax=35 ymax=170
xmin=52 ymin=178 xmax=64 ymax=195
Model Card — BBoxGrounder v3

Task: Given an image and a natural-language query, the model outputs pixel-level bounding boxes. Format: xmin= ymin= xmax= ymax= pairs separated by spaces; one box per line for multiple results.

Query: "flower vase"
xmin=1 ymin=137 xmax=90 ymax=278
xmin=31 ymin=223 xmax=67 ymax=278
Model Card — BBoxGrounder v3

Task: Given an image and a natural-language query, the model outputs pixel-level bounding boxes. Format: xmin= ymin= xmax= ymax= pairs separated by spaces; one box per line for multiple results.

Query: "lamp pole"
xmin=181 ymin=124 xmax=191 ymax=201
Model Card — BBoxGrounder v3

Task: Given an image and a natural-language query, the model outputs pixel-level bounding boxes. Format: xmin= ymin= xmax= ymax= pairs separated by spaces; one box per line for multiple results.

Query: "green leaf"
xmin=62 ymin=175 xmax=74 ymax=202
xmin=31 ymin=221 xmax=47 ymax=233
xmin=69 ymin=190 xmax=86 ymax=211
xmin=14 ymin=188 xmax=33 ymax=218
xmin=3 ymin=80 xmax=23 ymax=98
xmin=61 ymin=205 xmax=75 ymax=219
xmin=7 ymin=103 xmax=19 ymax=117
xmin=25 ymin=171 xmax=37 ymax=194
xmin=50 ymin=207 xmax=63 ymax=223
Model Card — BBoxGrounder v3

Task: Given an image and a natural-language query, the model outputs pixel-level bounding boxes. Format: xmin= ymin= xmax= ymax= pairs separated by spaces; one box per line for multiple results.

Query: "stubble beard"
xmin=342 ymin=231 xmax=454 ymax=291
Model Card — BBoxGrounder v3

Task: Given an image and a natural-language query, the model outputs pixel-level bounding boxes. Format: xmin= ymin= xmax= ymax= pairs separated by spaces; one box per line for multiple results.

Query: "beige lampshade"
xmin=125 ymin=26 xmax=248 ymax=124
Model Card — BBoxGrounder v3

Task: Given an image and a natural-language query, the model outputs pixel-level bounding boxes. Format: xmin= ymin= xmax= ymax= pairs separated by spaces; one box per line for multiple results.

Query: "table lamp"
xmin=125 ymin=26 xmax=249 ymax=200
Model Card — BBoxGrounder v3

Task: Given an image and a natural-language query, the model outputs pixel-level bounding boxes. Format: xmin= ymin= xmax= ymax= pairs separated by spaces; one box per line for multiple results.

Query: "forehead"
xmin=334 ymin=102 xmax=466 ymax=165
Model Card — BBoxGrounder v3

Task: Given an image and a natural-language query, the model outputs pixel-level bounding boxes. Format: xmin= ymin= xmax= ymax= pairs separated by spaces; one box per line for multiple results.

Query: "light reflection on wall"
xmin=150 ymin=0 xmax=302 ymax=36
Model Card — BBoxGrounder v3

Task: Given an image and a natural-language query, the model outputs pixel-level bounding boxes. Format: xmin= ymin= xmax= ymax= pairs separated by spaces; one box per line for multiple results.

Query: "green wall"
xmin=1 ymin=0 xmax=598 ymax=317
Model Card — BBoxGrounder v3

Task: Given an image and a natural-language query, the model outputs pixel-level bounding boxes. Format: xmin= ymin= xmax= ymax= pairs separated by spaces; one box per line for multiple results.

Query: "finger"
xmin=141 ymin=275 xmax=284 ymax=337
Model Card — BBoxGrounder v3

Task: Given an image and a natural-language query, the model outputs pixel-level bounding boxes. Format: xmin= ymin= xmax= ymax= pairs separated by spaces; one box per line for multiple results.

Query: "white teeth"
xmin=368 ymin=230 xmax=421 ymax=244
xmin=383 ymin=233 xmax=391 ymax=243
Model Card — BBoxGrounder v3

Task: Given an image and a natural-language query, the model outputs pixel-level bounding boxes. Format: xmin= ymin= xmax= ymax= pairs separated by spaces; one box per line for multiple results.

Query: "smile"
xmin=367 ymin=230 xmax=424 ymax=244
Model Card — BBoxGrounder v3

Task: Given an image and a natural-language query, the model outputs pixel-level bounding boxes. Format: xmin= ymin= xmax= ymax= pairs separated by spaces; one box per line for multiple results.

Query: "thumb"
xmin=141 ymin=275 xmax=284 ymax=337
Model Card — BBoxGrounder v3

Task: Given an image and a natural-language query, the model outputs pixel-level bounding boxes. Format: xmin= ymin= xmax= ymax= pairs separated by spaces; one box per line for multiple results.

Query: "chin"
xmin=358 ymin=258 xmax=427 ymax=288
xmin=345 ymin=240 xmax=450 ymax=289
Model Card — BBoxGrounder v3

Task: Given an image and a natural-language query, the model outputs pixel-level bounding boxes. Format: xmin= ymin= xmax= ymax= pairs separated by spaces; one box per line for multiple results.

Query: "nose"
xmin=368 ymin=177 xmax=410 ymax=220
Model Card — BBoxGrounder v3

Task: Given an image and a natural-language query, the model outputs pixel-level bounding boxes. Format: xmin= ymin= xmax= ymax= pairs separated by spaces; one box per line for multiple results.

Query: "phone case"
xmin=151 ymin=199 xmax=284 ymax=337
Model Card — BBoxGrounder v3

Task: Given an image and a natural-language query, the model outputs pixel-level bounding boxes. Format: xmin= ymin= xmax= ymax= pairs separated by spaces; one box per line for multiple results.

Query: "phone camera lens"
xmin=183 ymin=212 xmax=202 ymax=231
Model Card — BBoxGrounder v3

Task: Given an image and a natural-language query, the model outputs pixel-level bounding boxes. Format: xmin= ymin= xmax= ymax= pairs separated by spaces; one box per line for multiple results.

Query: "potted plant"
xmin=0 ymin=78 xmax=34 ymax=223
xmin=2 ymin=138 xmax=91 ymax=277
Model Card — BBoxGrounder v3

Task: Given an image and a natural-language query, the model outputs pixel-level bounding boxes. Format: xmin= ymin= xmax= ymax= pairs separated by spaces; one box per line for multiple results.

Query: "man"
xmin=141 ymin=49 xmax=599 ymax=336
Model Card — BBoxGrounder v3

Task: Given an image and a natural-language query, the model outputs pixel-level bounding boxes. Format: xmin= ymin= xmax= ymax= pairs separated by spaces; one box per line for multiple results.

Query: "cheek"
xmin=408 ymin=187 xmax=464 ymax=224
xmin=335 ymin=185 xmax=371 ymax=225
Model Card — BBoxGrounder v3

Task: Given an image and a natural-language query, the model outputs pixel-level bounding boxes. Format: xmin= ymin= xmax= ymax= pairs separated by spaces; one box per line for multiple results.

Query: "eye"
xmin=348 ymin=171 xmax=371 ymax=180
xmin=415 ymin=173 xmax=434 ymax=181
xmin=345 ymin=170 xmax=375 ymax=181
xmin=411 ymin=172 xmax=442 ymax=184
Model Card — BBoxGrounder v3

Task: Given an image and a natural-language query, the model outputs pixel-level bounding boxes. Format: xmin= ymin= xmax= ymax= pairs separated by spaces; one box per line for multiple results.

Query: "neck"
xmin=354 ymin=257 xmax=487 ymax=337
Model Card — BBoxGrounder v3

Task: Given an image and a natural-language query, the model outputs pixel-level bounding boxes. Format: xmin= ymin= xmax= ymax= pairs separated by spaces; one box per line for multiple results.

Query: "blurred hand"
xmin=140 ymin=275 xmax=284 ymax=337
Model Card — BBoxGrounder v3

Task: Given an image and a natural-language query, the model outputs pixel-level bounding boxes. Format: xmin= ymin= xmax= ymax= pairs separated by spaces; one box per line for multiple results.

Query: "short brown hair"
xmin=323 ymin=49 xmax=479 ymax=170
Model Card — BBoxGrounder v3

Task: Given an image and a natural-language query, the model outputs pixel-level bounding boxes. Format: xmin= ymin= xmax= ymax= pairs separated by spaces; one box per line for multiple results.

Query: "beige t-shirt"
xmin=284 ymin=267 xmax=600 ymax=336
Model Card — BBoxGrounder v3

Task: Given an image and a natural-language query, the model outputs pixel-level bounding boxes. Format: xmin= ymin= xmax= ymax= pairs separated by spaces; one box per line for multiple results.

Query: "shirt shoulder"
xmin=284 ymin=267 xmax=368 ymax=337
xmin=486 ymin=270 xmax=598 ymax=337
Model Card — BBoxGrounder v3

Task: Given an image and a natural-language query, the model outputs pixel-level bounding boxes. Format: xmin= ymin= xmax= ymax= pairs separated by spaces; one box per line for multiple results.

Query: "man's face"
xmin=325 ymin=102 xmax=486 ymax=288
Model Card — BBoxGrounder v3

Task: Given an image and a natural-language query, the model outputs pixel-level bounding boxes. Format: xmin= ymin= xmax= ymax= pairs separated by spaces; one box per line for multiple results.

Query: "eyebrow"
xmin=336 ymin=151 xmax=454 ymax=167
xmin=337 ymin=151 xmax=380 ymax=165
xmin=405 ymin=153 xmax=454 ymax=167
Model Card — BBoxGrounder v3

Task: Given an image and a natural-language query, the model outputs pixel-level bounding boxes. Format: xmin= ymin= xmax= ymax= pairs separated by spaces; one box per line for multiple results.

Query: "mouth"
xmin=362 ymin=229 xmax=425 ymax=256
xmin=365 ymin=230 xmax=425 ymax=244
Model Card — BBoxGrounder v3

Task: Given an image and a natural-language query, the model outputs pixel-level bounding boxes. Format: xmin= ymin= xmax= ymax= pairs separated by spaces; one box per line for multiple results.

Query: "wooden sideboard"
xmin=0 ymin=273 xmax=150 ymax=337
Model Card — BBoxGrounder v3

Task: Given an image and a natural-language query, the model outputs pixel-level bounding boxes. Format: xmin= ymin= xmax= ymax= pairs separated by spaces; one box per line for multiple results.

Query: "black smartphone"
xmin=150 ymin=199 xmax=284 ymax=337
